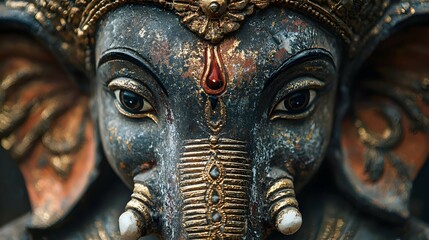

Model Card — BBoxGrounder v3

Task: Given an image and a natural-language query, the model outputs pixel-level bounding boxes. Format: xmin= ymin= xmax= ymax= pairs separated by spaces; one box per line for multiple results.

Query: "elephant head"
xmin=0 ymin=0 xmax=428 ymax=239
xmin=95 ymin=6 xmax=341 ymax=239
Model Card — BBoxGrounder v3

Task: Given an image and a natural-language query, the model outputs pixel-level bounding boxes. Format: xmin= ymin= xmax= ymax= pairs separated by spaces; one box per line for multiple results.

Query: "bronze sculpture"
xmin=0 ymin=0 xmax=428 ymax=239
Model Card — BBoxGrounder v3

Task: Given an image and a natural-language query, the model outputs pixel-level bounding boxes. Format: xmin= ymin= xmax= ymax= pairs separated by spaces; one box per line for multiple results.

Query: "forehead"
xmin=95 ymin=5 xmax=340 ymax=92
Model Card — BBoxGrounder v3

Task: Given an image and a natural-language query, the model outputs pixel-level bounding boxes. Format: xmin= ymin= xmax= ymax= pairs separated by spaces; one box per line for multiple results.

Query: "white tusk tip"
xmin=119 ymin=210 xmax=143 ymax=240
xmin=275 ymin=207 xmax=302 ymax=235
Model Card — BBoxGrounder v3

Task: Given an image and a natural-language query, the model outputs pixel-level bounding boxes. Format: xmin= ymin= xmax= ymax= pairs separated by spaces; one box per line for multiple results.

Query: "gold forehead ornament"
xmin=7 ymin=0 xmax=387 ymax=67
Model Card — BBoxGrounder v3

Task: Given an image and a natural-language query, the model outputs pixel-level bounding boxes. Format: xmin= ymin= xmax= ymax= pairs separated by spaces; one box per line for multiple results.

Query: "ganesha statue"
xmin=0 ymin=0 xmax=429 ymax=238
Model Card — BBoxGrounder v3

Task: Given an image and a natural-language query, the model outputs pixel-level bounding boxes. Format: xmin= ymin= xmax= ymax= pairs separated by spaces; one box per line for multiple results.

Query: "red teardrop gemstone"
xmin=205 ymin=55 xmax=224 ymax=91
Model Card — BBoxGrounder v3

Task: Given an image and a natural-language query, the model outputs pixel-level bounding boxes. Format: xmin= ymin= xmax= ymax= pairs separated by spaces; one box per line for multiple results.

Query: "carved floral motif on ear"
xmin=0 ymin=33 xmax=97 ymax=229
xmin=336 ymin=26 xmax=429 ymax=221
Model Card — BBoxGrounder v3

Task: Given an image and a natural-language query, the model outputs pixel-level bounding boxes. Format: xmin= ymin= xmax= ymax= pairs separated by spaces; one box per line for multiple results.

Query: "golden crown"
xmin=6 ymin=0 xmax=388 ymax=66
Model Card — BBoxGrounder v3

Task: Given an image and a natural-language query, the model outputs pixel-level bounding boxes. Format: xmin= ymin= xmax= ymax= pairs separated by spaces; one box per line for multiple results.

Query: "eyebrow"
xmin=263 ymin=48 xmax=336 ymax=90
xmin=98 ymin=47 xmax=168 ymax=96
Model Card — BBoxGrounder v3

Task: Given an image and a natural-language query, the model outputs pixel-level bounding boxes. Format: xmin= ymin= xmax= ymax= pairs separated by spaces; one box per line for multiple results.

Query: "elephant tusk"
xmin=119 ymin=176 xmax=154 ymax=240
xmin=275 ymin=207 xmax=302 ymax=235
xmin=266 ymin=177 xmax=302 ymax=235
xmin=119 ymin=209 xmax=145 ymax=240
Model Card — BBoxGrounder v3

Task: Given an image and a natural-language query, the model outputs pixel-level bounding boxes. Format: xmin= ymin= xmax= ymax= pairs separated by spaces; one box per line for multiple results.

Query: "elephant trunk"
xmin=118 ymin=143 xmax=303 ymax=239
xmin=179 ymin=137 xmax=251 ymax=239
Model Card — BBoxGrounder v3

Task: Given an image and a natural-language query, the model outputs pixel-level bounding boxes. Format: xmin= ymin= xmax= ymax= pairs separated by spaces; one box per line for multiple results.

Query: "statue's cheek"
xmin=268 ymin=124 xmax=326 ymax=175
xmin=263 ymin=100 xmax=334 ymax=176
xmin=97 ymin=90 xmax=159 ymax=186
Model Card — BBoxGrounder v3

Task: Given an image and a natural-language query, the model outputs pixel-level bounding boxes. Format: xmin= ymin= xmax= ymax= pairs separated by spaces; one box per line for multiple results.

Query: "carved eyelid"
xmin=271 ymin=77 xmax=325 ymax=105
xmin=108 ymin=78 xmax=158 ymax=123
xmin=98 ymin=47 xmax=169 ymax=97
xmin=269 ymin=77 xmax=325 ymax=120
xmin=263 ymin=48 xmax=336 ymax=91
xmin=281 ymin=77 xmax=325 ymax=93
xmin=108 ymin=77 xmax=154 ymax=101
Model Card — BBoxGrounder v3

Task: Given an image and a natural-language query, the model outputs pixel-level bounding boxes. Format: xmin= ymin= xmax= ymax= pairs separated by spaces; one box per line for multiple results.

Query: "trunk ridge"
xmin=179 ymin=138 xmax=250 ymax=239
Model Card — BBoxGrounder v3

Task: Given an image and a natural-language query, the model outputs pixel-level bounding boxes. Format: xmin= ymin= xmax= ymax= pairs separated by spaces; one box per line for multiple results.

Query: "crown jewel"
xmin=6 ymin=0 xmax=387 ymax=67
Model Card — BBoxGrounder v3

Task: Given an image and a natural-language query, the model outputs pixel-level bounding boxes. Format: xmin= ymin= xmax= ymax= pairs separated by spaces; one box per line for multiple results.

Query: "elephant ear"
xmin=0 ymin=32 xmax=97 ymax=228
xmin=336 ymin=25 xmax=429 ymax=221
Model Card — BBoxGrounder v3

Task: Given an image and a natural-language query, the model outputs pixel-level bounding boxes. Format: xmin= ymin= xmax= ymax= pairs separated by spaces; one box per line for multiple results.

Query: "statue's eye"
xmin=108 ymin=78 xmax=157 ymax=122
xmin=114 ymin=90 xmax=154 ymax=114
xmin=270 ymin=77 xmax=325 ymax=120
xmin=275 ymin=90 xmax=316 ymax=113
